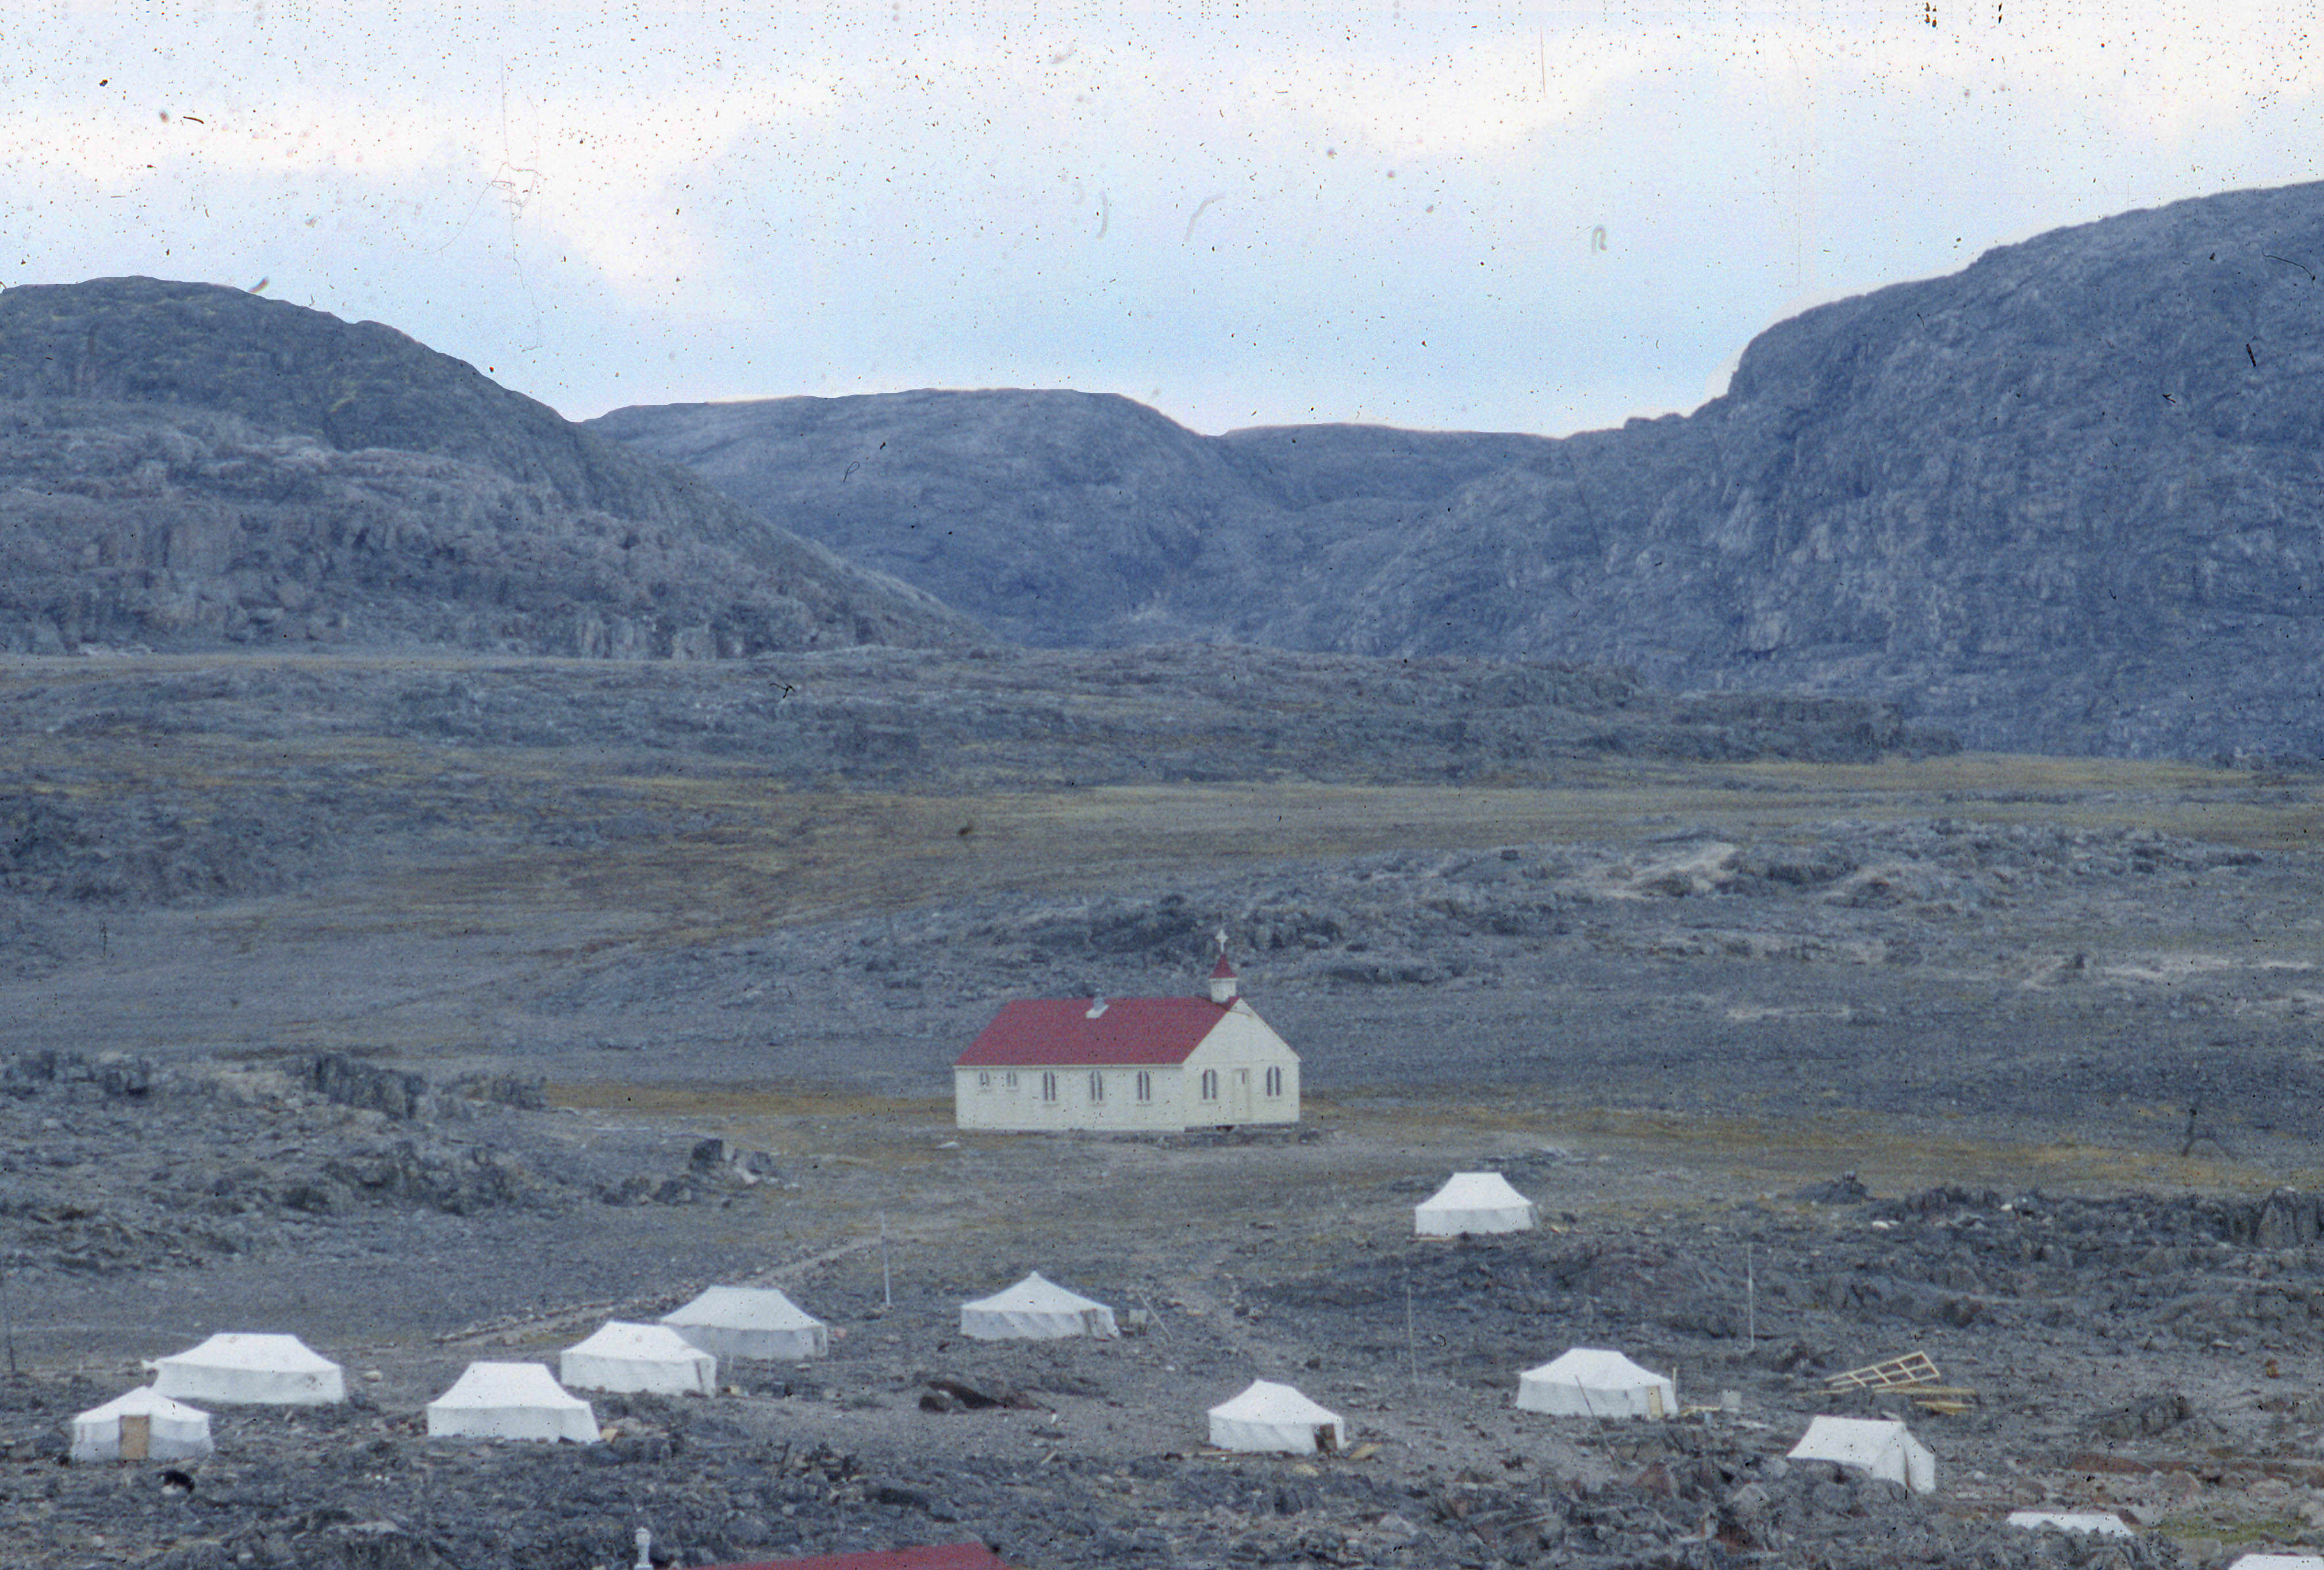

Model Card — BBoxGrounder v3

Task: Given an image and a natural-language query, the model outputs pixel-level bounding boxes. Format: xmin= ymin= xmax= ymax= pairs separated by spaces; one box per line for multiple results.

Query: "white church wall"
xmin=955 ymin=1063 xmax=1192 ymax=1132
xmin=1182 ymin=1007 xmax=1300 ymax=1126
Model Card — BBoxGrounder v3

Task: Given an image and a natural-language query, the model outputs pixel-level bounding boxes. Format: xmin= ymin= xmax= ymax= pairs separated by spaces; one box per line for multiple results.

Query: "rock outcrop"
xmin=597 ymin=181 xmax=2324 ymax=759
xmin=588 ymin=389 xmax=1555 ymax=651
xmin=0 ymin=278 xmax=980 ymax=657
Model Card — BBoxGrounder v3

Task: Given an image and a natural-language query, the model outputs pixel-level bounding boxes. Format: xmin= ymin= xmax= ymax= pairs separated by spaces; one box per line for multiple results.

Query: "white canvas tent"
xmin=559 ymin=1321 xmax=716 ymax=1396
xmin=2007 ymin=1512 xmax=2133 ymax=1538
xmin=1207 ymin=1380 xmax=1345 ymax=1454
xmin=70 ymin=1387 xmax=213 ymax=1464
xmin=426 ymin=1362 xmax=599 ymax=1443
xmin=960 ymin=1273 xmax=1118 ymax=1341
xmin=661 ymin=1286 xmax=829 ymax=1362
xmin=1514 ymin=1348 xmax=1675 ymax=1419
xmin=148 ymin=1333 xmax=345 ymax=1406
xmin=1415 ymin=1171 xmax=1539 ymax=1236
xmin=1788 ymin=1416 xmax=1936 ymax=1495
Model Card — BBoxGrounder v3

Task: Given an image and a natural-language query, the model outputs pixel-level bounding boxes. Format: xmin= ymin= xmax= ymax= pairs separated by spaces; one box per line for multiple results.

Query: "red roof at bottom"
xmin=700 ymin=1544 xmax=1010 ymax=1570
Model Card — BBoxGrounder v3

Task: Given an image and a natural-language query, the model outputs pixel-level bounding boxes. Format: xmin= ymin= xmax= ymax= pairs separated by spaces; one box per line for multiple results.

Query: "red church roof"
xmin=1210 ymin=954 xmax=1237 ymax=978
xmin=954 ymin=996 xmax=1232 ymax=1068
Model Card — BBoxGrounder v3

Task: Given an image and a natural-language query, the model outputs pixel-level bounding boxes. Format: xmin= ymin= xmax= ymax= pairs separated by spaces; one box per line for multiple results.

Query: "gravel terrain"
xmin=2 ymin=1047 xmax=2319 ymax=1568
xmin=7 ymin=651 xmax=2324 ymax=1566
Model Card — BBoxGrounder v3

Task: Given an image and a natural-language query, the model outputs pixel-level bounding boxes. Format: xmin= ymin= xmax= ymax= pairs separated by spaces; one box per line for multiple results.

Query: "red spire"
xmin=1210 ymin=954 xmax=1237 ymax=979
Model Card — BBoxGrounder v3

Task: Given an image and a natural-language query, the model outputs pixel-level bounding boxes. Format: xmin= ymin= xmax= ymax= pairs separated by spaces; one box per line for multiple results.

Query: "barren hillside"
xmin=0 ymin=279 xmax=978 ymax=659
xmin=599 ymin=180 xmax=2324 ymax=760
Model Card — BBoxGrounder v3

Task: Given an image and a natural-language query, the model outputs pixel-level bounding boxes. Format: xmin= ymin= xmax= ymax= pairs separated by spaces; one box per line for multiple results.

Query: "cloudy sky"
xmin=7 ymin=2 xmax=2321 ymax=437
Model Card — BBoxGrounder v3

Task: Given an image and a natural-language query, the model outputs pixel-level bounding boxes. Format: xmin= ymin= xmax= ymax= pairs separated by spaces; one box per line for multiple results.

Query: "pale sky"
xmin=6 ymin=2 xmax=2321 ymax=437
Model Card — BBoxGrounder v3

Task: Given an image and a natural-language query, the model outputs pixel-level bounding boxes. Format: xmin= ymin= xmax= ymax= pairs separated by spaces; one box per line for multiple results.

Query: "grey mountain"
xmin=0 ymin=278 xmax=978 ymax=657
xmin=596 ymin=181 xmax=2324 ymax=758
xmin=587 ymin=389 xmax=1556 ymax=650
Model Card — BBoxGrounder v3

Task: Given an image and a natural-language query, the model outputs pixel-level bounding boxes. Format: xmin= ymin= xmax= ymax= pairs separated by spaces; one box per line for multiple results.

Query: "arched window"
xmin=1088 ymin=1071 xmax=1105 ymax=1102
xmin=1264 ymin=1066 xmax=1283 ymax=1098
xmin=1004 ymin=1071 xmax=1018 ymax=1089
xmin=1200 ymin=1069 xmax=1218 ymax=1101
xmin=1041 ymin=1071 xmax=1057 ymax=1102
xmin=977 ymin=1071 xmax=992 ymax=1092
xmin=1135 ymin=1071 xmax=1152 ymax=1102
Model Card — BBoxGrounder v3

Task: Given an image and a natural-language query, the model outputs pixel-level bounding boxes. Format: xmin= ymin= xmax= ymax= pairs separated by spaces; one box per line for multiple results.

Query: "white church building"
xmin=953 ymin=955 xmax=1300 ymax=1132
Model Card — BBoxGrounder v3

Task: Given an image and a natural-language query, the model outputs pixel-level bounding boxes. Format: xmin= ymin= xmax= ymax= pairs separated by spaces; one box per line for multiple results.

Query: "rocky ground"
xmin=2 ymin=1047 xmax=2321 ymax=1568
xmin=8 ymin=650 xmax=2324 ymax=1566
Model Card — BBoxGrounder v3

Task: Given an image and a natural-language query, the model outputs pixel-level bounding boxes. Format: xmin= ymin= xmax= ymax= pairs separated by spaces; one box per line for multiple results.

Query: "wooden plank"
xmin=1824 ymin=1351 xmax=1941 ymax=1392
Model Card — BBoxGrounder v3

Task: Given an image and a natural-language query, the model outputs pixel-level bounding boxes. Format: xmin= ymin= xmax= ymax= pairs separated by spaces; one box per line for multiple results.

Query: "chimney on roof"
xmin=1208 ymin=954 xmax=1238 ymax=1005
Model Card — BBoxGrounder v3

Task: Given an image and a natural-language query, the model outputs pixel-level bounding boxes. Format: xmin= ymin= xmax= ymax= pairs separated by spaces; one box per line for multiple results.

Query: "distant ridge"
xmin=0 ymin=278 xmax=979 ymax=657
xmin=588 ymin=389 xmax=1557 ymax=651
xmin=597 ymin=181 xmax=2324 ymax=759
